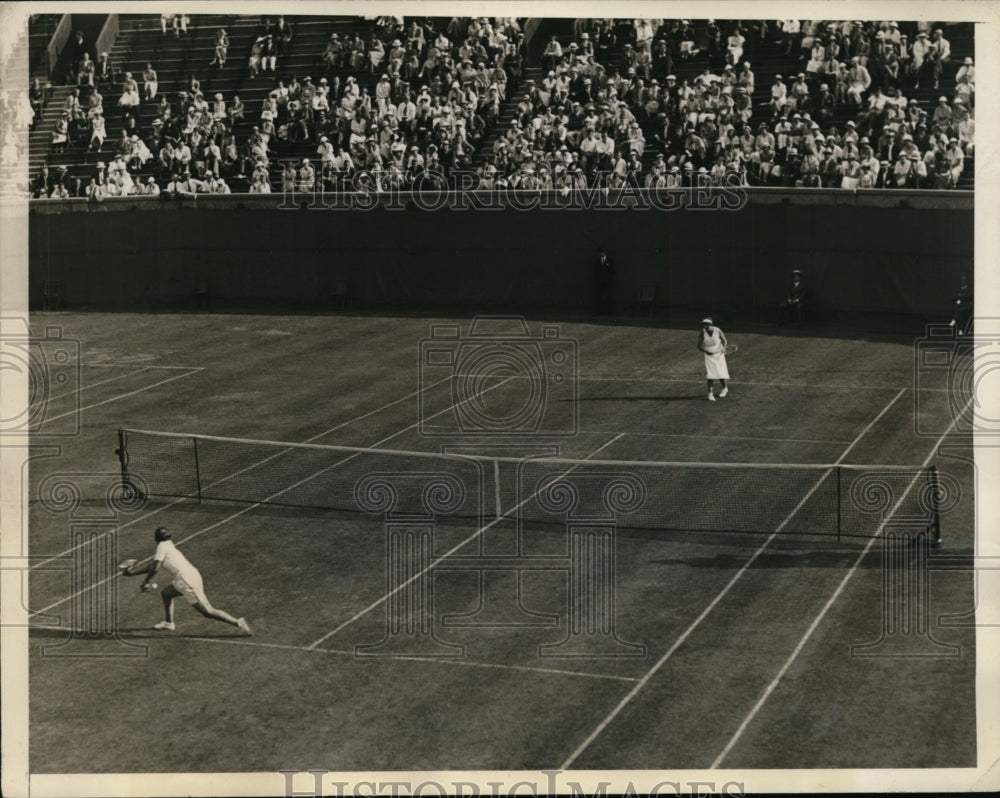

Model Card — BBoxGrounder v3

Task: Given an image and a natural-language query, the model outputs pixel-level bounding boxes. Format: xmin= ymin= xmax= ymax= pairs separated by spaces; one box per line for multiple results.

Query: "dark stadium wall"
xmin=29 ymin=202 xmax=972 ymax=321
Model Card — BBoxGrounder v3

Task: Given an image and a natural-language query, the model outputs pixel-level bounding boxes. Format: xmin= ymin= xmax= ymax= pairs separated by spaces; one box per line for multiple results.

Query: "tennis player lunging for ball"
xmin=697 ymin=317 xmax=730 ymax=401
xmin=121 ymin=527 xmax=252 ymax=635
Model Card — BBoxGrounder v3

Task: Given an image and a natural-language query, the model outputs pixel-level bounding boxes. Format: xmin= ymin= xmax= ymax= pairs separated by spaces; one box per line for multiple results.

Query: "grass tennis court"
xmin=27 ymin=311 xmax=976 ymax=772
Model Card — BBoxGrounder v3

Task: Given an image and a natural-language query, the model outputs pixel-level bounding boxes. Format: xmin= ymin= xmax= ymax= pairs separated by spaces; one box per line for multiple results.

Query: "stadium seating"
xmin=25 ymin=16 xmax=975 ymax=194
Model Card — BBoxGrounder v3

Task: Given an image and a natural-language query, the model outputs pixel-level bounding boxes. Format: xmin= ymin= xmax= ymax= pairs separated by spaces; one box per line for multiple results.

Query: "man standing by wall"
xmin=595 ymin=248 xmax=616 ymax=316
xmin=949 ymin=274 xmax=972 ymax=335
xmin=778 ymin=269 xmax=806 ymax=324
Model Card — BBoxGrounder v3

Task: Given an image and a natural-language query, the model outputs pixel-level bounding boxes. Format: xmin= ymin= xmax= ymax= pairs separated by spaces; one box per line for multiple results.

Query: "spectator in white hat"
xmin=846 ymin=57 xmax=871 ymax=105
xmin=88 ymin=111 xmax=106 ymax=151
xmin=726 ymin=26 xmax=746 ymax=66
xmin=807 ymin=37 xmax=827 ymax=74
xmin=249 ymin=173 xmax=271 ymax=193
xmin=954 ymin=57 xmax=974 ymax=104
xmin=298 ymin=157 xmax=315 ymax=192
xmin=322 ymin=33 xmax=345 ymax=71
xmin=943 ymin=137 xmax=965 ymax=184
xmin=96 ymin=51 xmax=115 ymax=86
xmin=261 ymin=34 xmax=278 ymax=73
xmin=911 ymin=31 xmax=932 ymax=87
xmin=209 ymin=172 xmax=232 ymax=194
xmin=210 ymin=92 xmax=226 ymax=121
xmin=315 ymin=135 xmax=333 ymax=166
xmin=769 ymin=74 xmax=788 ymax=113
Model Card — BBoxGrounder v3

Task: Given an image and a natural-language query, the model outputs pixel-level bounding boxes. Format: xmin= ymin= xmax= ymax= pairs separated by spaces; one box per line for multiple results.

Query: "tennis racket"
xmin=723 ymin=344 xmax=739 ymax=356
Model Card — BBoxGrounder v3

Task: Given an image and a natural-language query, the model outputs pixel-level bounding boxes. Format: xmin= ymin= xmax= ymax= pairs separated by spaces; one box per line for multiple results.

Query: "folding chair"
xmin=194 ymin=279 xmax=210 ymax=309
xmin=43 ymin=280 xmax=62 ymax=310
xmin=638 ymin=285 xmax=656 ymax=317
xmin=331 ymin=280 xmax=347 ymax=310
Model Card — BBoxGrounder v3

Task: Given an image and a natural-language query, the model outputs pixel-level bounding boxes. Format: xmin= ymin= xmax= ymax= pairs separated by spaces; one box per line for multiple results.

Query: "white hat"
xmin=701 ymin=317 xmax=713 ymax=324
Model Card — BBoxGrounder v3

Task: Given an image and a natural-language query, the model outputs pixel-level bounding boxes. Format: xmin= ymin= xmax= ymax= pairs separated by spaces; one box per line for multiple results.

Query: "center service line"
xmin=305 ymin=432 xmax=626 ymax=650
xmin=559 ymin=388 xmax=906 ymax=769
xmin=711 ymin=396 xmax=969 ymax=768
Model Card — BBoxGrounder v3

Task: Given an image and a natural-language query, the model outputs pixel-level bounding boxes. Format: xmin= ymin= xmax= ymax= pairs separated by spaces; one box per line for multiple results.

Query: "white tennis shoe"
xmin=237 ymin=618 xmax=253 ymax=636
xmin=153 ymin=621 xmax=175 ymax=631
xmin=708 ymin=392 xmax=716 ymax=402
xmin=719 ymin=387 xmax=729 ymax=398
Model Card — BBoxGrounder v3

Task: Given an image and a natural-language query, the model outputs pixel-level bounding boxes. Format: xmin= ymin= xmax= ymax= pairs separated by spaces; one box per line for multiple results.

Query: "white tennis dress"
xmin=154 ymin=539 xmax=208 ymax=605
xmin=702 ymin=327 xmax=730 ymax=380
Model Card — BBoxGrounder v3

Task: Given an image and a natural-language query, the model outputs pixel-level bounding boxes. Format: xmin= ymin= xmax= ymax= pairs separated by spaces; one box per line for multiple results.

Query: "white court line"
xmin=31 ymin=374 xmax=516 ymax=614
xmin=27 ymin=374 xmax=454 ymax=572
xmin=710 ymin=399 xmax=969 ymax=768
xmin=419 ymin=426 xmax=857 ymax=447
xmin=558 ymin=388 xmax=907 ymax=770
xmin=83 ymin=364 xmax=207 ymax=369
xmin=40 ymin=369 xmax=205 ymax=424
xmin=580 ymin=429 xmax=855 ymax=445
xmin=305 ymin=433 xmax=626 ymax=650
xmin=28 ymin=625 xmax=640 ymax=683
xmin=28 ymin=367 xmax=151 ymax=409
xmin=576 ymin=376 xmax=951 ymax=392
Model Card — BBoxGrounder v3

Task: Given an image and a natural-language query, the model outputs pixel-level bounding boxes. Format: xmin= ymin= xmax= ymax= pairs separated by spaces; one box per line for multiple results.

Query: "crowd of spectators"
xmin=279 ymin=15 xmax=527 ymax=193
xmin=468 ymin=18 xmax=975 ymax=191
xmin=39 ymin=32 xmax=184 ymax=198
xmin=26 ymin=17 xmax=976 ymax=198
xmin=33 ymin=15 xmax=527 ymax=198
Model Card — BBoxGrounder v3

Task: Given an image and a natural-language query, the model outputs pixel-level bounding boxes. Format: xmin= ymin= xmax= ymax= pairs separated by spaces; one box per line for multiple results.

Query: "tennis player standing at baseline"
xmin=121 ymin=527 xmax=252 ymax=635
xmin=697 ymin=317 xmax=730 ymax=401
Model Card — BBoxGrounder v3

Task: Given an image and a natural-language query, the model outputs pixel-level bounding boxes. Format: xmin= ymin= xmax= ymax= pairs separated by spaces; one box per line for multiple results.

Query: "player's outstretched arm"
xmin=121 ymin=557 xmax=154 ymax=577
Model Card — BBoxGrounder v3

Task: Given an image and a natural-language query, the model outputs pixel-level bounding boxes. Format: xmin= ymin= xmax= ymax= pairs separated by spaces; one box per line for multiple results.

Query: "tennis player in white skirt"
xmin=697 ymin=317 xmax=729 ymax=401
xmin=121 ymin=527 xmax=252 ymax=634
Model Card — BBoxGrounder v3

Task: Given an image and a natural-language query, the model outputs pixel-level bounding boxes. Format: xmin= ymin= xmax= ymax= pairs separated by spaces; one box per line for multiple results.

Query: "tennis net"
xmin=116 ymin=428 xmax=946 ymax=540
